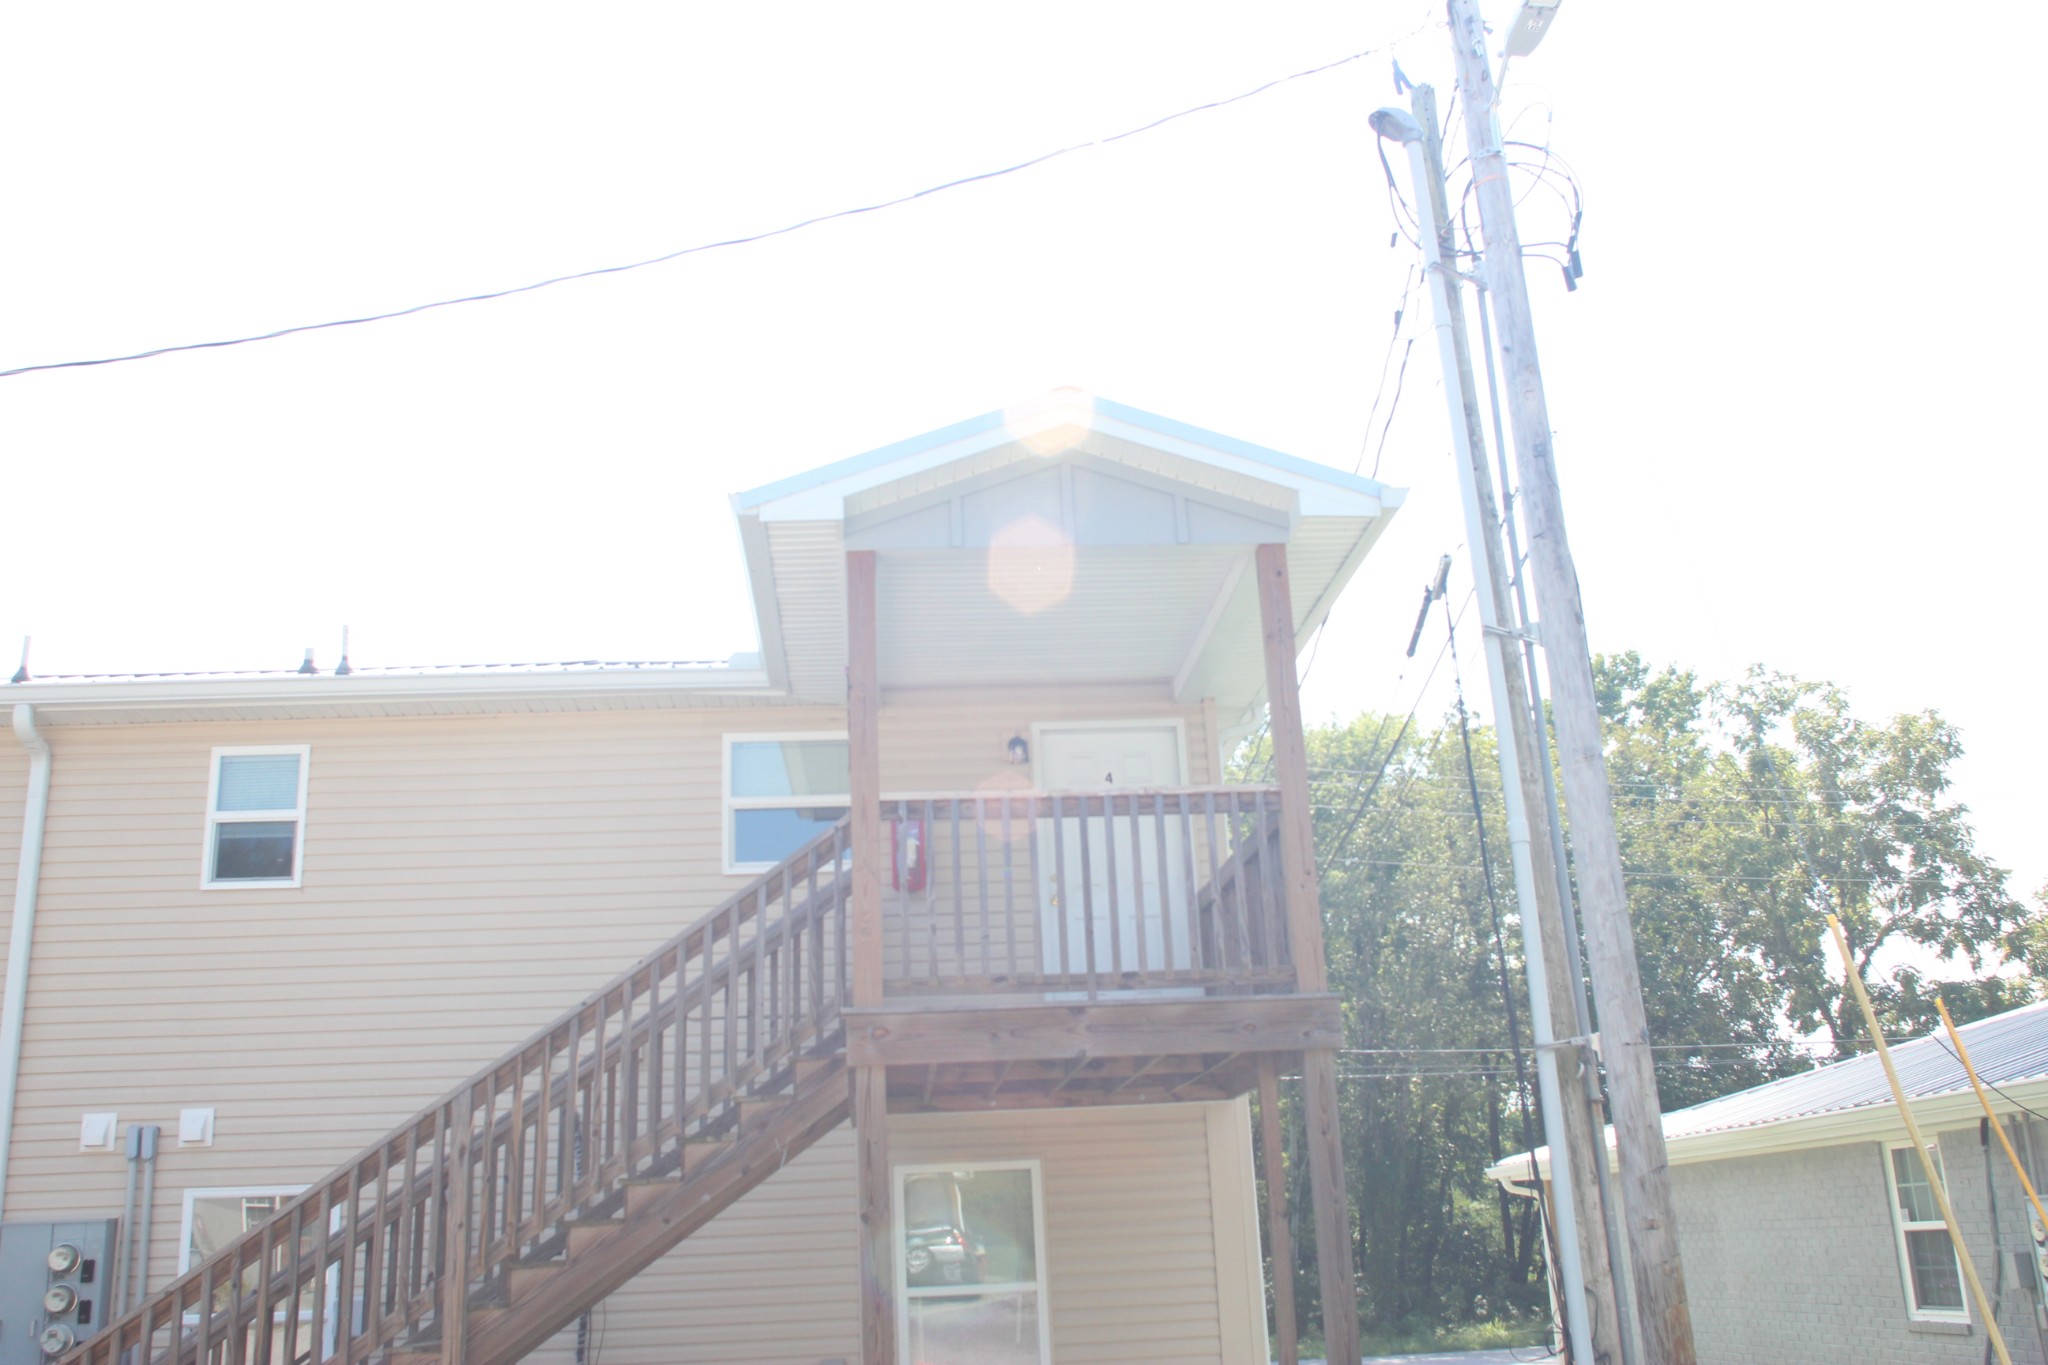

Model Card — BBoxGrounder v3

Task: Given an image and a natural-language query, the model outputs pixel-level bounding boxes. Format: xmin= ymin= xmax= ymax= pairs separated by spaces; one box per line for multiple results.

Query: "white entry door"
xmin=1036 ymin=724 xmax=1190 ymax=982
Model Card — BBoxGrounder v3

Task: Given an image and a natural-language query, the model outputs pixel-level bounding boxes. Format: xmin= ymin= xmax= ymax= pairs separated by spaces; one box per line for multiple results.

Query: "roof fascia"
xmin=731 ymin=411 xmax=1012 ymax=521
xmin=732 ymin=399 xmax=1404 ymax=525
xmin=9 ymin=665 xmax=778 ymax=721
xmin=1091 ymin=398 xmax=1403 ymax=517
xmin=732 ymin=510 xmax=792 ymax=691
xmin=1485 ymin=1075 xmax=2048 ymax=1186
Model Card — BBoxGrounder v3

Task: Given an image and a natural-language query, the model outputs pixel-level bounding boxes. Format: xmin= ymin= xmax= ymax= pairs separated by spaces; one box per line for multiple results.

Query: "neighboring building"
xmin=0 ymin=395 xmax=1403 ymax=1365
xmin=1490 ymin=1001 xmax=2048 ymax=1365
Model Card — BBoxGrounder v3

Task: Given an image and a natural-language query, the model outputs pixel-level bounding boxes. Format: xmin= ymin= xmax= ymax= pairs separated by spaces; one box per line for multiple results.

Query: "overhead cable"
xmin=1 ymin=24 xmax=1439 ymax=382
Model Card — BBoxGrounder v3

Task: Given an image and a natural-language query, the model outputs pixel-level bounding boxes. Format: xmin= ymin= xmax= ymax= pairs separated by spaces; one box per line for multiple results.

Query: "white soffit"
xmin=733 ymin=394 xmax=1408 ymax=704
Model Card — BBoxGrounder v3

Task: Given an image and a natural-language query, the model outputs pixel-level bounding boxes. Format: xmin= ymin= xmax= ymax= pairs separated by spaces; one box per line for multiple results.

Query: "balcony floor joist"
xmin=844 ymin=992 xmax=1342 ymax=1072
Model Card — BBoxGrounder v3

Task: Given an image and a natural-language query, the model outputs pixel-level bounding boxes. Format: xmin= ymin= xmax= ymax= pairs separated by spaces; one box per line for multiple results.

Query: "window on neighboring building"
xmin=723 ymin=735 xmax=849 ymax=873
xmin=894 ymin=1161 xmax=1050 ymax=1365
xmin=1886 ymin=1141 xmax=1967 ymax=1319
xmin=205 ymin=746 xmax=309 ymax=886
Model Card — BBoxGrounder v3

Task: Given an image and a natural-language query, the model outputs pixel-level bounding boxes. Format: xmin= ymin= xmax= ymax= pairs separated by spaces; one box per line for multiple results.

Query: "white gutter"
xmin=1486 ymin=1073 xmax=2048 ymax=1188
xmin=8 ymin=664 xmax=777 ymax=721
xmin=0 ymin=703 xmax=53 ymax=1221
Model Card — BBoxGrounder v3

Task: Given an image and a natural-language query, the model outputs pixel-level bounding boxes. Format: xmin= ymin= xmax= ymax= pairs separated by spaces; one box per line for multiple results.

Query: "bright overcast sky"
xmin=4 ymin=3 xmax=2044 ymax=902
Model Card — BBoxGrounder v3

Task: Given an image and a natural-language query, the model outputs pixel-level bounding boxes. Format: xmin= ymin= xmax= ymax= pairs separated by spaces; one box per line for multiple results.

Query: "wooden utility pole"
xmin=1398 ymin=81 xmax=1627 ymax=1365
xmin=1442 ymin=4 xmax=1698 ymax=1361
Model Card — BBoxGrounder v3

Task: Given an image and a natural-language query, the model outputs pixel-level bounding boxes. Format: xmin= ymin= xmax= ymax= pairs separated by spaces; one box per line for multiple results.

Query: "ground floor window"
xmin=180 ymin=1186 xmax=302 ymax=1271
xmin=894 ymin=1160 xmax=1051 ymax=1365
xmin=1885 ymin=1141 xmax=1966 ymax=1319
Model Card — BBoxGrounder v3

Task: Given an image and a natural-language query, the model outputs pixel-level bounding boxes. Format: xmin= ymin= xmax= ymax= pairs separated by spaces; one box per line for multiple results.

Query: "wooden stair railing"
xmin=73 ymin=821 xmax=854 ymax=1365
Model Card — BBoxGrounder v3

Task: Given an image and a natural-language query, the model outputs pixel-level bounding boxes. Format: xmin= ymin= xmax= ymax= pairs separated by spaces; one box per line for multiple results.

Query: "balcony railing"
xmin=876 ymin=786 xmax=1293 ymax=999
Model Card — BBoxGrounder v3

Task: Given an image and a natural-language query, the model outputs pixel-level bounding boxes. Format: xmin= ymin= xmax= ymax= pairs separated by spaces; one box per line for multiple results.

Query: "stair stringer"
xmin=464 ymin=1058 xmax=852 ymax=1365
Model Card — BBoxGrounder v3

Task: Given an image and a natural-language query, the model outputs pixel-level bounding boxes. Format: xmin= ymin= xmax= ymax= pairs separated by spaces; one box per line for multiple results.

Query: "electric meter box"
xmin=0 ymin=1220 xmax=120 ymax=1365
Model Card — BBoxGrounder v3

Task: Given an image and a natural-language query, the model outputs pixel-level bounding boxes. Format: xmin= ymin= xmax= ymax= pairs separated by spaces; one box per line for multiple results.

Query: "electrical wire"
xmin=1354 ymin=264 xmax=1421 ymax=475
xmin=1314 ymin=583 xmax=1474 ymax=876
xmin=1367 ymin=336 xmax=1417 ymax=481
xmin=1 ymin=26 xmax=1441 ymax=382
xmin=1443 ymin=584 xmax=1555 ymax=1282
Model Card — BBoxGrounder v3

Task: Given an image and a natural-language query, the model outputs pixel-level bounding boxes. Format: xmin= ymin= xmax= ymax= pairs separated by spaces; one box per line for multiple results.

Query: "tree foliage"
xmin=1258 ymin=655 xmax=2036 ymax=1342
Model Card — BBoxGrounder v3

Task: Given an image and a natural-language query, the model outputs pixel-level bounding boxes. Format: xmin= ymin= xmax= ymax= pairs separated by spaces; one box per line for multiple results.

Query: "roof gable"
xmin=731 ymin=390 xmax=1401 ymax=525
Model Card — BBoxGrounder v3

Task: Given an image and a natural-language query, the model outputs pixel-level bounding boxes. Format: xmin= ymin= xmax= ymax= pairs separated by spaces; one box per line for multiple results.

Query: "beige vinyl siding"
xmin=895 ymin=1103 xmax=1250 ymax=1363
xmin=3 ymin=691 xmax=1216 ymax=1299
xmin=545 ymin=1101 xmax=1253 ymax=1365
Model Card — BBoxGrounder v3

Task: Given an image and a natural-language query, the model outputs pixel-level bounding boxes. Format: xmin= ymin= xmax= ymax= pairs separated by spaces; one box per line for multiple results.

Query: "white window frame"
xmin=1884 ymin=1139 xmax=1969 ymax=1322
xmin=203 ymin=744 xmax=311 ymax=889
xmin=721 ymin=732 xmax=849 ymax=875
xmin=892 ymin=1158 xmax=1051 ymax=1365
xmin=178 ymin=1185 xmax=307 ymax=1273
xmin=181 ymin=1185 xmax=349 ymax=1348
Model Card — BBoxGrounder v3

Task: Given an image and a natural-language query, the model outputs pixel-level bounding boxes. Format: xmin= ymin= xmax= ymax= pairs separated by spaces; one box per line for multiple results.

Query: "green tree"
xmin=1597 ymin=654 xmax=2034 ymax=1053
xmin=1263 ymin=656 xmax=2035 ymax=1345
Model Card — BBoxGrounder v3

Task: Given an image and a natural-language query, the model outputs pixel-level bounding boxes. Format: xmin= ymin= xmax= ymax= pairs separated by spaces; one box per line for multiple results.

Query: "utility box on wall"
xmin=0 ymin=1220 xmax=120 ymax=1365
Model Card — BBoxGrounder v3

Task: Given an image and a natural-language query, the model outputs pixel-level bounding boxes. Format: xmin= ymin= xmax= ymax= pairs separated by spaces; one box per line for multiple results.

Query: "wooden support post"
xmin=847 ymin=549 xmax=884 ymax=1010
xmin=855 ymin=1066 xmax=895 ymax=1365
xmin=846 ymin=549 xmax=895 ymax=1365
xmin=440 ymin=1117 xmax=471 ymax=1365
xmin=1258 ymin=1058 xmax=1299 ymax=1365
xmin=1254 ymin=542 xmax=1357 ymax=1365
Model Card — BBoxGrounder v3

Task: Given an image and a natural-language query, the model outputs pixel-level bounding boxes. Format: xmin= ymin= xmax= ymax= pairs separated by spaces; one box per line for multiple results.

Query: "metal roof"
xmin=1663 ymin=999 xmax=2048 ymax=1141
xmin=1488 ymin=999 xmax=2048 ymax=1186
xmin=13 ymin=658 xmax=737 ymax=685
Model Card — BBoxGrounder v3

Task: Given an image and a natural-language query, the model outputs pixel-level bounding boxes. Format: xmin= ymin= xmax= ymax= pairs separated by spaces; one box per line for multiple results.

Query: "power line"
xmin=1314 ymin=583 xmax=1474 ymax=875
xmin=1 ymin=25 xmax=1440 ymax=382
xmin=1326 ymin=855 xmax=1984 ymax=887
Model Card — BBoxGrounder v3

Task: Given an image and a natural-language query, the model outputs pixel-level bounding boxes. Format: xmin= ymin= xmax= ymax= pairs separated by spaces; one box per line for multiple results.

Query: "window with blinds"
xmin=205 ymin=747 xmax=310 ymax=886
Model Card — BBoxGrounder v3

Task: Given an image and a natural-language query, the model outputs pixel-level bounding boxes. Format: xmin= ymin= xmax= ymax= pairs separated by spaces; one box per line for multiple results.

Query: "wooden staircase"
xmin=71 ymin=823 xmax=855 ymax=1365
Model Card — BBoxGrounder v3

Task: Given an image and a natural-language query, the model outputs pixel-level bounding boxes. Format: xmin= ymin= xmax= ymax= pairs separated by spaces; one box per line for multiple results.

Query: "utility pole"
xmin=1442 ymin=2 xmax=1698 ymax=1361
xmin=1376 ymin=84 xmax=1627 ymax=1365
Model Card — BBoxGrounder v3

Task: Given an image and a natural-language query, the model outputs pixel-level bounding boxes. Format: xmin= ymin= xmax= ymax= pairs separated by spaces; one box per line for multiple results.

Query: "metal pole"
xmin=1381 ymin=87 xmax=1621 ymax=1365
xmin=1476 ymin=246 xmax=1641 ymax=1362
xmin=135 ymin=1124 xmax=159 ymax=1305
xmin=1443 ymin=4 xmax=1697 ymax=1358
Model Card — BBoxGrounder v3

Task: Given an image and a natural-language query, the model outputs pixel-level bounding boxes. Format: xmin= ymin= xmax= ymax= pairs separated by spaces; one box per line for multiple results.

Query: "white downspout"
xmin=0 ymin=702 xmax=53 ymax=1222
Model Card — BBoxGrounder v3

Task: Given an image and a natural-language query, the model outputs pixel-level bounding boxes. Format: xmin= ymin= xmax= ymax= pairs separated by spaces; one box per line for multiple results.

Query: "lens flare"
xmin=1002 ymin=387 xmax=1095 ymax=457
xmin=974 ymin=770 xmax=1034 ymax=843
xmin=986 ymin=514 xmax=1074 ymax=616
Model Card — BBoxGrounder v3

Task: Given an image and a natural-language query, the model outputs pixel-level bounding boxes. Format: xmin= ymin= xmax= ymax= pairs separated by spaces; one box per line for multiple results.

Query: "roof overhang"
xmin=7 ymin=661 xmax=774 ymax=726
xmin=8 ymin=394 xmax=1404 ymax=727
xmin=732 ymin=391 xmax=1406 ymax=717
xmin=1486 ymin=1072 xmax=2048 ymax=1193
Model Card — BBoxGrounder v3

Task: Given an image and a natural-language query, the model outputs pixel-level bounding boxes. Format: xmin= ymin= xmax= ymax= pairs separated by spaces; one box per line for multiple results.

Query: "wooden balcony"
xmin=846 ymin=784 xmax=1342 ymax=1110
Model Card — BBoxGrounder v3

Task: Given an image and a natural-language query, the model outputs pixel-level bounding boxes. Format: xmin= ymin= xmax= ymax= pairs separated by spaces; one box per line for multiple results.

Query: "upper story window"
xmin=1886 ymin=1141 xmax=1966 ymax=1320
xmin=205 ymin=746 xmax=310 ymax=887
xmin=723 ymin=735 xmax=849 ymax=874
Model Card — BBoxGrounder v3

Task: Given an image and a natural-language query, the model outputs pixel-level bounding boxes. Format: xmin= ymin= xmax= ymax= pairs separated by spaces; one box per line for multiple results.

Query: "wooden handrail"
xmin=76 ymin=819 xmax=854 ymax=1365
xmin=876 ymin=785 xmax=1292 ymax=998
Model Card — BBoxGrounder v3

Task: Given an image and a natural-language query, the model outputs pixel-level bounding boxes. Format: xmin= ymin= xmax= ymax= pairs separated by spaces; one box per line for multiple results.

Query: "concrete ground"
xmin=1295 ymin=1350 xmax=1554 ymax=1365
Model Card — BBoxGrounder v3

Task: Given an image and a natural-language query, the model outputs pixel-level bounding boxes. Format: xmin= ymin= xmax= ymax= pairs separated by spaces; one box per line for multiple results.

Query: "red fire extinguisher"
xmin=892 ymin=818 xmax=927 ymax=893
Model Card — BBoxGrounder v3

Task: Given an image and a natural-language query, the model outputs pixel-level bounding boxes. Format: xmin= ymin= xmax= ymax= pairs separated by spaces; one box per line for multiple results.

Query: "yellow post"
xmin=1827 ymin=916 xmax=2012 ymax=1365
xmin=1936 ymin=996 xmax=2048 ymax=1234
